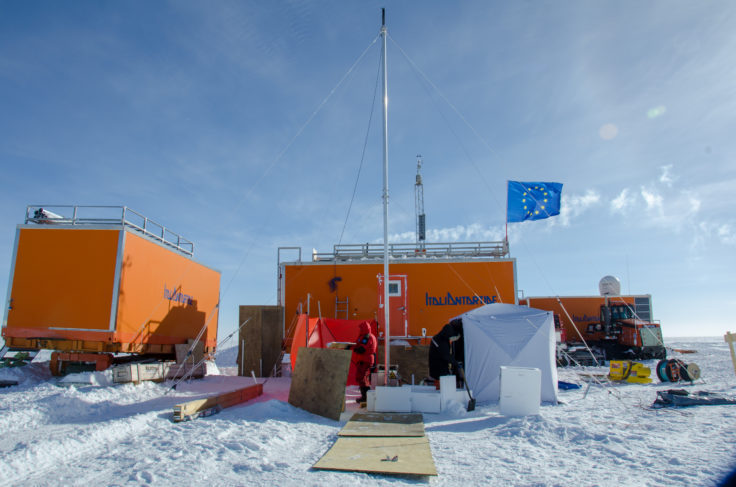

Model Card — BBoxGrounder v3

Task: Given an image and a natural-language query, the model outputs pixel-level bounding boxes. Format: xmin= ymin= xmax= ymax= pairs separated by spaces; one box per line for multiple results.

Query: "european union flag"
xmin=507 ymin=181 xmax=563 ymax=222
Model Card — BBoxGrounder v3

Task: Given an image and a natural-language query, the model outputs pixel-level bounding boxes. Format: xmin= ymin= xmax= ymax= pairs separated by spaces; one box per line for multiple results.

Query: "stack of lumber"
xmin=172 ymin=383 xmax=263 ymax=422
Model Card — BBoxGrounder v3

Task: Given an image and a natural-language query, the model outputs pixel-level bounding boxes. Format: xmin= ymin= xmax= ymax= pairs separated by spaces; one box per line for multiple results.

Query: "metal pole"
xmin=380 ymin=8 xmax=391 ymax=385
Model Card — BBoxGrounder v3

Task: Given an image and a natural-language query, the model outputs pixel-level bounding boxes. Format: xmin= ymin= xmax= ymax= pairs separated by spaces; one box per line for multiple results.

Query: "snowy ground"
xmin=1 ymin=337 xmax=736 ymax=486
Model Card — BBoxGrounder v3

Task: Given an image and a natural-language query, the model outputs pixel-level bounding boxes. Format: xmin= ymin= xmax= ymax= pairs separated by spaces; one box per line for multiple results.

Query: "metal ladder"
xmin=335 ymin=296 xmax=349 ymax=319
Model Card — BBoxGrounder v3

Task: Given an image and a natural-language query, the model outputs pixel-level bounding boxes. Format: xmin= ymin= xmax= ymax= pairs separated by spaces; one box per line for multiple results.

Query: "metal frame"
xmin=2 ymin=228 xmax=21 ymax=329
xmin=387 ymin=279 xmax=402 ymax=297
xmin=311 ymin=241 xmax=509 ymax=262
xmin=108 ymin=229 xmax=126 ymax=331
xmin=276 ymin=247 xmax=302 ymax=310
xmin=24 ymin=205 xmax=194 ymax=256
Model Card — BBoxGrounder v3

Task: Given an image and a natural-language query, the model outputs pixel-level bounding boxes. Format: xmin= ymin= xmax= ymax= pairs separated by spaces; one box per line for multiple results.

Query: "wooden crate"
xmin=112 ymin=361 xmax=205 ymax=384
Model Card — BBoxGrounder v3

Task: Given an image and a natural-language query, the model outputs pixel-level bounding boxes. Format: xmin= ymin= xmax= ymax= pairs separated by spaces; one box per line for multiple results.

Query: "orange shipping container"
xmin=278 ymin=242 xmax=516 ymax=342
xmin=2 ymin=206 xmax=220 ymax=355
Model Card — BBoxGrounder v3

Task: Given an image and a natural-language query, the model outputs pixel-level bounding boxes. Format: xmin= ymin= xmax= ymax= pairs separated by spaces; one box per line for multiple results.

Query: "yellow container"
xmin=608 ymin=360 xmax=652 ymax=383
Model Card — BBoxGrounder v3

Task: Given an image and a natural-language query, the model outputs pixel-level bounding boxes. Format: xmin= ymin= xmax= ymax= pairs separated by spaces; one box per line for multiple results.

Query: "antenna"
xmin=415 ymin=155 xmax=426 ymax=248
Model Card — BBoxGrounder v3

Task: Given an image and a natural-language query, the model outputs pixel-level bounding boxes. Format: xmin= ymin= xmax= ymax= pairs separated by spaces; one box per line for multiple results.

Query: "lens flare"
xmin=599 ymin=123 xmax=618 ymax=140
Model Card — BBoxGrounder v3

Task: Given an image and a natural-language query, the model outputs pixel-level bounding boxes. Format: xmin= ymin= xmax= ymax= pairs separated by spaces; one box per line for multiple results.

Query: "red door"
xmin=377 ymin=274 xmax=408 ymax=338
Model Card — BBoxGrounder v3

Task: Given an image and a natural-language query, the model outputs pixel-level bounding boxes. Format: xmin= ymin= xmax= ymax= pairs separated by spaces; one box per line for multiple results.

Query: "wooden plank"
xmin=339 ymin=412 xmax=425 ymax=437
xmin=288 ymin=347 xmax=352 ymax=421
xmin=173 ymin=383 xmax=263 ymax=422
xmin=313 ymin=436 xmax=437 ymax=476
xmin=726 ymin=332 xmax=736 ymax=376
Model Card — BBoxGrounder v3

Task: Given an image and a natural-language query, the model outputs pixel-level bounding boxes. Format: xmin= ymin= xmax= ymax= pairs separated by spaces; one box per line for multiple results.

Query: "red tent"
xmin=290 ymin=315 xmax=378 ymax=386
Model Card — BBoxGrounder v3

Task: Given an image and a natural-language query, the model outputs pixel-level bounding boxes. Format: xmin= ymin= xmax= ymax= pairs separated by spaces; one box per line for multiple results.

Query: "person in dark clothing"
xmin=350 ymin=321 xmax=377 ymax=404
xmin=428 ymin=318 xmax=463 ymax=381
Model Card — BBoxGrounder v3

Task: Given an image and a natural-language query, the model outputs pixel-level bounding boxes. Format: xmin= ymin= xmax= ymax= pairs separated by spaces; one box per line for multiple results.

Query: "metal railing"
xmin=25 ymin=205 xmax=194 ymax=256
xmin=310 ymin=241 xmax=509 ymax=262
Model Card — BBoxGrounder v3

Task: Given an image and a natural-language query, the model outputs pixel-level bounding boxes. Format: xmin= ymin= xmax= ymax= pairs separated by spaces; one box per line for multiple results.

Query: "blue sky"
xmin=1 ymin=1 xmax=734 ymax=340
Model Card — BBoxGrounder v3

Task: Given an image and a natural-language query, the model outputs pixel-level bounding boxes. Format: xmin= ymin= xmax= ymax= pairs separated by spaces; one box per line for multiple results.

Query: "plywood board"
xmin=238 ymin=305 xmax=284 ymax=378
xmin=376 ymin=345 xmax=430 ymax=384
xmin=175 ymin=339 xmax=204 ymax=364
xmin=288 ymin=347 xmax=352 ymax=421
xmin=313 ymin=436 xmax=437 ymax=476
xmin=339 ymin=412 xmax=425 ymax=437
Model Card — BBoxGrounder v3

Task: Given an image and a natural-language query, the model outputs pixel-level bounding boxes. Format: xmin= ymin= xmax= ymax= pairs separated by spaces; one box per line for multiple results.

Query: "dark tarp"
xmin=652 ymin=389 xmax=736 ymax=408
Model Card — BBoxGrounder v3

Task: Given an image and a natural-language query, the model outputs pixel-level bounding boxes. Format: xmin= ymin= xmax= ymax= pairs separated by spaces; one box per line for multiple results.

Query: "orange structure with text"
xmin=3 ymin=209 xmax=220 ymax=358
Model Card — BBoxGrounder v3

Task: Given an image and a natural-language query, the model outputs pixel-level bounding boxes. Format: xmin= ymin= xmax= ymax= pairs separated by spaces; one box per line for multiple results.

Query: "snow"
xmin=2 ymin=338 xmax=736 ymax=486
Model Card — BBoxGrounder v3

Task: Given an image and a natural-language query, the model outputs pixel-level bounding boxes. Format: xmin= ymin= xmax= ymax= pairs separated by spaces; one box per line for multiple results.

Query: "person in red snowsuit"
xmin=351 ymin=321 xmax=377 ymax=404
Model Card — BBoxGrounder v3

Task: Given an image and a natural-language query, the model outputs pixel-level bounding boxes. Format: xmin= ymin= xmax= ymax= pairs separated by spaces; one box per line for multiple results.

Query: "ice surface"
xmin=0 ymin=338 xmax=735 ymax=486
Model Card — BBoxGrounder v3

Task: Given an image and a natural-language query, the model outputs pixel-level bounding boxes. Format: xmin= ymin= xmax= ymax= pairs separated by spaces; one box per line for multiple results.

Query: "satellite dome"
xmin=599 ymin=275 xmax=621 ymax=296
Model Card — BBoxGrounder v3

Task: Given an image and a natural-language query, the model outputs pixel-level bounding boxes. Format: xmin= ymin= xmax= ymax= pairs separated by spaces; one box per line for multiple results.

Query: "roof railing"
xmin=309 ymin=241 xmax=509 ymax=262
xmin=25 ymin=205 xmax=194 ymax=256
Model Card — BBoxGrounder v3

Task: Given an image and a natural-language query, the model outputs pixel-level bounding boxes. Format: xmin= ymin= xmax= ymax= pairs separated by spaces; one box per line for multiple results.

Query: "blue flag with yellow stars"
xmin=507 ymin=181 xmax=563 ymax=222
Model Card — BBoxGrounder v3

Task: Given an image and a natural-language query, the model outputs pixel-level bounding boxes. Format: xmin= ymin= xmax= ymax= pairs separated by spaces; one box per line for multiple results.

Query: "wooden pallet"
xmin=173 ymin=383 xmax=264 ymax=422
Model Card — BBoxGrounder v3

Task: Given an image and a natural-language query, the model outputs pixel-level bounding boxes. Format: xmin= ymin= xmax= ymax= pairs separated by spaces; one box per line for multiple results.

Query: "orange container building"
xmin=518 ymin=295 xmax=654 ymax=342
xmin=278 ymin=242 xmax=516 ymax=342
xmin=2 ymin=206 xmax=220 ymax=357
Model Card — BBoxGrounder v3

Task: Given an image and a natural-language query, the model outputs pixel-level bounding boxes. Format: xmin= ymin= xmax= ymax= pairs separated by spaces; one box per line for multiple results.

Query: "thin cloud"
xmin=611 ymin=188 xmax=633 ymax=213
xmin=697 ymin=222 xmax=736 ymax=247
xmin=557 ymin=189 xmax=601 ymax=227
xmin=609 ymin=165 xmax=708 ymax=241
xmin=659 ymin=164 xmax=675 ymax=187
xmin=388 ymin=223 xmax=504 ymax=243
xmin=640 ymin=187 xmax=663 ymax=213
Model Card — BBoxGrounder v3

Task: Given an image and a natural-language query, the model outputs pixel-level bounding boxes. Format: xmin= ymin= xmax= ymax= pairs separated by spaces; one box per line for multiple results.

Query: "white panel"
xmin=366 ymin=389 xmax=376 ymax=411
xmin=439 ymin=375 xmax=456 ymax=411
xmin=455 ymin=389 xmax=469 ymax=404
xmin=499 ymin=366 xmax=541 ymax=416
xmin=410 ymin=392 xmax=441 ymax=413
xmin=374 ymin=386 xmax=411 ymax=412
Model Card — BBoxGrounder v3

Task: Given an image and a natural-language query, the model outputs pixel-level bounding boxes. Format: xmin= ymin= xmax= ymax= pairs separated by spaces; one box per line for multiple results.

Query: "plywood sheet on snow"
xmin=288 ymin=347 xmax=351 ymax=421
xmin=339 ymin=412 xmax=425 ymax=437
xmin=313 ymin=436 xmax=437 ymax=476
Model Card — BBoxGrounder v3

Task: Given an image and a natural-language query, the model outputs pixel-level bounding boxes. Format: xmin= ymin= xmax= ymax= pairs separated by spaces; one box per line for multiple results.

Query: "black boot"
xmin=356 ymin=386 xmax=369 ymax=405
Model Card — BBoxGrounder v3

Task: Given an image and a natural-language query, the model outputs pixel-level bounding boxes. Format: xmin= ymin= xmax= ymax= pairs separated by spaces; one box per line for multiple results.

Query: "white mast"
xmin=380 ymin=8 xmax=391 ymax=384
xmin=415 ymin=155 xmax=426 ymax=249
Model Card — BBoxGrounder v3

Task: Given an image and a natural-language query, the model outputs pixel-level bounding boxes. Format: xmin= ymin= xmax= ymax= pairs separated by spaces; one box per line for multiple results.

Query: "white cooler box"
xmin=499 ymin=366 xmax=541 ymax=416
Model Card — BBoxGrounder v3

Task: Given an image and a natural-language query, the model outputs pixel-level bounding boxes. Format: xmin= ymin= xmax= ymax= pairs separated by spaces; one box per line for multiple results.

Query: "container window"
xmin=634 ymin=297 xmax=651 ymax=321
xmin=388 ymin=280 xmax=401 ymax=297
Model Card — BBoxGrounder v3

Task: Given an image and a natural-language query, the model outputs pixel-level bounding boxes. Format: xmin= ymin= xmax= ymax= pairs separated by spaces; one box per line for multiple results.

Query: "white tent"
xmin=458 ymin=303 xmax=558 ymax=404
